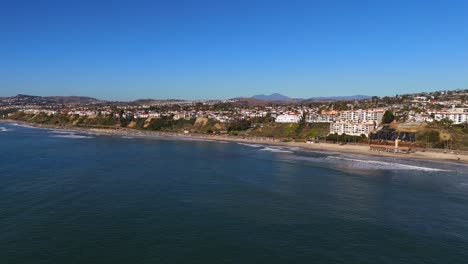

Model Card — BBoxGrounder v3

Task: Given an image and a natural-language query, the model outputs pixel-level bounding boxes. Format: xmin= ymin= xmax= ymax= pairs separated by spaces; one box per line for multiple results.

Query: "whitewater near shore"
xmin=1 ymin=119 xmax=467 ymax=165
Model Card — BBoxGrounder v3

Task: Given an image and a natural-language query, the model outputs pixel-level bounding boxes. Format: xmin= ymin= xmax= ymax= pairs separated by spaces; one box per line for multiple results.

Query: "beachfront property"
xmin=172 ymin=112 xmax=191 ymax=120
xmin=338 ymin=108 xmax=385 ymax=125
xmin=18 ymin=109 xmax=58 ymax=115
xmin=134 ymin=111 xmax=149 ymax=118
xmin=306 ymin=113 xmax=336 ymax=123
xmin=330 ymin=121 xmax=376 ymax=136
xmin=407 ymin=114 xmax=435 ymax=123
xmin=275 ymin=112 xmax=302 ymax=123
xmin=431 ymin=108 xmax=468 ymax=125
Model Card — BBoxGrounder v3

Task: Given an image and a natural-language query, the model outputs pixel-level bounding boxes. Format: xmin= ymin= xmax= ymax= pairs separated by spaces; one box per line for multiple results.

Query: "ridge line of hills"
xmin=1 ymin=93 xmax=372 ymax=105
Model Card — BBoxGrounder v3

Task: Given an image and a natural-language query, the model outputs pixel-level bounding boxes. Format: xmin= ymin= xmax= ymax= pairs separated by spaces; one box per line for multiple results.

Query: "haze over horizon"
xmin=1 ymin=0 xmax=467 ymax=101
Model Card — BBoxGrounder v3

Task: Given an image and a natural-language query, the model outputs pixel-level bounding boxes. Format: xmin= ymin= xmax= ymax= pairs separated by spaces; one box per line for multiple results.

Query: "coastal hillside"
xmin=4 ymin=111 xmax=468 ymax=150
xmin=4 ymin=112 xmax=328 ymax=140
xmin=386 ymin=122 xmax=468 ymax=150
xmin=248 ymin=123 xmax=330 ymax=140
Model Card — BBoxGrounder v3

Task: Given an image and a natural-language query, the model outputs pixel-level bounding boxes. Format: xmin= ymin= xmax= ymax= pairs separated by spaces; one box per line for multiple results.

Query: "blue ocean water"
xmin=1 ymin=122 xmax=468 ymax=263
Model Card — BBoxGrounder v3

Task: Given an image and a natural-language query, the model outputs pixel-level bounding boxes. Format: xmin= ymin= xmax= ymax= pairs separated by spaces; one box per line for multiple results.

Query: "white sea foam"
xmin=0 ymin=127 xmax=8 ymax=132
xmin=259 ymin=147 xmax=293 ymax=153
xmin=238 ymin=143 xmax=263 ymax=148
xmin=51 ymin=134 xmax=93 ymax=139
xmin=285 ymin=147 xmax=302 ymax=151
xmin=11 ymin=123 xmax=37 ymax=129
xmin=121 ymin=136 xmax=134 ymax=139
xmin=180 ymin=138 xmax=216 ymax=143
xmin=326 ymin=156 xmax=448 ymax=172
xmin=48 ymin=130 xmax=75 ymax=134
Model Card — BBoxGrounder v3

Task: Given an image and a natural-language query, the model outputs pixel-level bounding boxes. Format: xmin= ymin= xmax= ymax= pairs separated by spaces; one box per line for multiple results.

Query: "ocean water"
xmin=1 ymin=122 xmax=468 ymax=263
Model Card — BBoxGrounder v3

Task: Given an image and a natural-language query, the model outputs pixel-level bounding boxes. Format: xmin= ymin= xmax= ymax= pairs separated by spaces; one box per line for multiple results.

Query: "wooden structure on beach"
xmin=370 ymin=145 xmax=410 ymax=153
xmin=369 ymin=139 xmax=411 ymax=154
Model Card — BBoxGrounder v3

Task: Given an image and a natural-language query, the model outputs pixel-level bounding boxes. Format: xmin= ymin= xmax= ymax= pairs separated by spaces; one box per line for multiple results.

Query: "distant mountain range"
xmin=2 ymin=94 xmax=104 ymax=105
xmin=249 ymin=93 xmax=371 ymax=103
xmin=302 ymin=95 xmax=371 ymax=103
xmin=252 ymin=93 xmax=291 ymax=101
xmin=2 ymin=93 xmax=372 ymax=106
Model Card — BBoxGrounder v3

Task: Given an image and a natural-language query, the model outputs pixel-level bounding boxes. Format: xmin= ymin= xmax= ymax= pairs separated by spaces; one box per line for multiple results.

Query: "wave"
xmin=0 ymin=127 xmax=8 ymax=132
xmin=10 ymin=123 xmax=38 ymax=129
xmin=283 ymin=147 xmax=305 ymax=152
xmin=51 ymin=134 xmax=94 ymax=139
xmin=238 ymin=143 xmax=264 ymax=148
xmin=180 ymin=138 xmax=216 ymax=143
xmin=121 ymin=136 xmax=134 ymax=139
xmin=48 ymin=130 xmax=76 ymax=134
xmin=326 ymin=156 xmax=449 ymax=172
xmin=259 ymin=147 xmax=293 ymax=153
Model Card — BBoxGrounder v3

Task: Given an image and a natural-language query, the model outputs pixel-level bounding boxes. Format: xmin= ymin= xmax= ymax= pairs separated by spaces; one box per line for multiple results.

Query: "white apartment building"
xmin=432 ymin=108 xmax=468 ymax=125
xmin=339 ymin=109 xmax=385 ymax=125
xmin=20 ymin=109 xmax=58 ymax=115
xmin=330 ymin=122 xmax=376 ymax=136
xmin=306 ymin=114 xmax=336 ymax=123
xmin=275 ymin=112 xmax=301 ymax=123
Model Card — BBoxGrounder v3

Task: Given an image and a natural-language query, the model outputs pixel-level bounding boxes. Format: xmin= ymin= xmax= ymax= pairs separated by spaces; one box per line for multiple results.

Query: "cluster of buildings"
xmin=430 ymin=107 xmax=468 ymax=125
xmin=7 ymin=105 xmax=468 ymax=138
xmin=273 ymin=108 xmax=385 ymax=136
xmin=2 ymin=89 xmax=467 ymax=137
xmin=329 ymin=109 xmax=385 ymax=136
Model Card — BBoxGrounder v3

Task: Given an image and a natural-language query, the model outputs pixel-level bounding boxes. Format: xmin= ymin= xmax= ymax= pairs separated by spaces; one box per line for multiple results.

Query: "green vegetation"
xmin=227 ymin=119 xmax=251 ymax=132
xmin=419 ymin=130 xmax=440 ymax=143
xmin=144 ymin=117 xmax=197 ymax=131
xmin=325 ymin=133 xmax=368 ymax=143
xmin=413 ymin=123 xmax=468 ymax=150
xmin=249 ymin=122 xmax=329 ymax=139
xmin=6 ymin=112 xmax=121 ymax=127
xmin=382 ymin=110 xmax=395 ymax=124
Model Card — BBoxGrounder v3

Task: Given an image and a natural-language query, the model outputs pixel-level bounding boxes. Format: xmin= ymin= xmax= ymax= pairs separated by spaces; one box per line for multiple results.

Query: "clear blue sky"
xmin=1 ymin=0 xmax=467 ymax=100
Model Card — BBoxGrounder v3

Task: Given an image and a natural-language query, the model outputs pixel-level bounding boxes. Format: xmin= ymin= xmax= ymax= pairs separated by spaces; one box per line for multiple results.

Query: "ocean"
xmin=1 ymin=122 xmax=468 ymax=263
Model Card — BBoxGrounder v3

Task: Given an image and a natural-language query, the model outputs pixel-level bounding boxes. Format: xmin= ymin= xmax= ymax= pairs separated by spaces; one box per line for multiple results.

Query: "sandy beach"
xmin=2 ymin=119 xmax=467 ymax=165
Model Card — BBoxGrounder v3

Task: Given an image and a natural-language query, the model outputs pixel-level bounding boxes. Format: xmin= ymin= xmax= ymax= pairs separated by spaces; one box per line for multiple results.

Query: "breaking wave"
xmin=238 ymin=143 xmax=264 ymax=148
xmin=326 ymin=156 xmax=449 ymax=172
xmin=259 ymin=147 xmax=293 ymax=153
xmin=180 ymin=138 xmax=216 ymax=143
xmin=48 ymin=130 xmax=76 ymax=134
xmin=51 ymin=134 xmax=93 ymax=139
xmin=50 ymin=133 xmax=93 ymax=139
xmin=0 ymin=127 xmax=8 ymax=132
xmin=11 ymin=123 xmax=37 ymax=129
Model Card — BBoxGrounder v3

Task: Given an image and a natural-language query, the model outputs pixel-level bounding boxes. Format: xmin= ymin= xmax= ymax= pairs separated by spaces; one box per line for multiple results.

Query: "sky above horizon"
xmin=1 ymin=0 xmax=467 ymax=100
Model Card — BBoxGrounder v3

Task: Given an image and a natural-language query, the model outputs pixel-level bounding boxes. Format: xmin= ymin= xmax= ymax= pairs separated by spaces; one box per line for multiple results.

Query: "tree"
xmin=227 ymin=119 xmax=251 ymax=132
xmin=382 ymin=110 xmax=395 ymax=124
xmin=439 ymin=117 xmax=453 ymax=127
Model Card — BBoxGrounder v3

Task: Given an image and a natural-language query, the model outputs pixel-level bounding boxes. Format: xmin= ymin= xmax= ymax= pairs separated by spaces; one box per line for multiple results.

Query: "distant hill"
xmin=302 ymin=95 xmax=371 ymax=103
xmin=232 ymin=97 xmax=270 ymax=106
xmin=2 ymin=94 xmax=104 ymax=105
xmin=252 ymin=93 xmax=291 ymax=101
xmin=133 ymin=98 xmax=186 ymax=104
xmin=2 ymin=93 xmax=372 ymax=105
xmin=249 ymin=93 xmax=370 ymax=103
xmin=45 ymin=96 xmax=104 ymax=104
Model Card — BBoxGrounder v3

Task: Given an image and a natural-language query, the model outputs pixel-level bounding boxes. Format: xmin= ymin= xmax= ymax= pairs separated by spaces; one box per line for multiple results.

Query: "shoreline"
xmin=2 ymin=119 xmax=467 ymax=165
